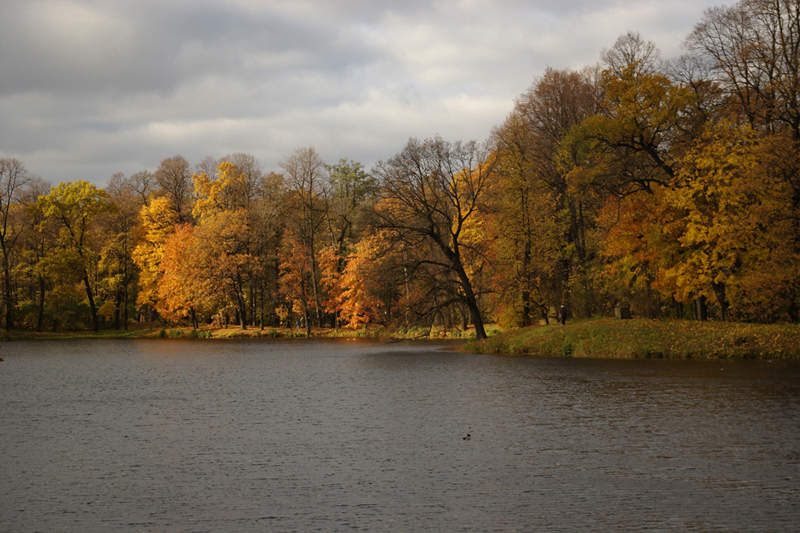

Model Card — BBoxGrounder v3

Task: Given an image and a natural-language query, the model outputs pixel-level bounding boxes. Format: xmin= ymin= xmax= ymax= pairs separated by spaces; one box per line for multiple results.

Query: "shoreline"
xmin=4 ymin=318 xmax=800 ymax=360
xmin=0 ymin=324 xmax=469 ymax=342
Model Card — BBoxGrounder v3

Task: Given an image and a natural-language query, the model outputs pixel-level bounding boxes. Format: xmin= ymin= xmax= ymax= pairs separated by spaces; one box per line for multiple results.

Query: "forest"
xmin=1 ymin=0 xmax=799 ymax=339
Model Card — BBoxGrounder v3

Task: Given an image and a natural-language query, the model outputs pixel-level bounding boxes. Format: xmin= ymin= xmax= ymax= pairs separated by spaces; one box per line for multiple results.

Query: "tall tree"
xmin=35 ymin=181 xmax=111 ymax=332
xmin=18 ymin=178 xmax=53 ymax=331
xmin=280 ymin=148 xmax=328 ymax=327
xmin=0 ymin=158 xmax=30 ymax=330
xmin=132 ymin=196 xmax=178 ymax=324
xmin=324 ymin=159 xmax=376 ymax=251
xmin=158 ymin=223 xmax=216 ymax=328
xmin=100 ymin=173 xmax=145 ymax=329
xmin=373 ymin=137 xmax=494 ymax=339
xmin=686 ymin=0 xmax=800 ymax=318
xmin=664 ymin=119 xmax=800 ymax=321
xmin=491 ymin=67 xmax=602 ymax=324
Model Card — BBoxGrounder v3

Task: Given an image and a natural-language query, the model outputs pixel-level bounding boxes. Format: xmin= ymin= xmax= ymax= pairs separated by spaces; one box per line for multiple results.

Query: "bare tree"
xmin=280 ymin=147 xmax=329 ymax=331
xmin=686 ymin=0 xmax=800 ymax=138
xmin=374 ymin=137 xmax=493 ymax=340
xmin=221 ymin=152 xmax=265 ymax=210
xmin=602 ymin=31 xmax=662 ymax=76
xmin=0 ymin=158 xmax=31 ymax=330
xmin=155 ymin=155 xmax=193 ymax=222
xmin=128 ymin=170 xmax=155 ymax=206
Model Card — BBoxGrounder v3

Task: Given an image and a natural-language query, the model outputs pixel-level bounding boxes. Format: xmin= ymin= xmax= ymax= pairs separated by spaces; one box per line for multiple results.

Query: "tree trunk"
xmin=433 ymin=234 xmax=487 ymax=340
xmin=2 ymin=245 xmax=13 ymax=330
xmin=712 ymin=281 xmax=729 ymax=321
xmin=237 ymin=273 xmax=247 ymax=330
xmin=114 ymin=291 xmax=121 ymax=330
xmin=693 ymin=295 xmax=708 ymax=322
xmin=521 ymin=235 xmax=533 ymax=327
xmin=123 ymin=257 xmax=129 ymax=330
xmin=82 ymin=271 xmax=99 ymax=332
xmin=453 ymin=263 xmax=486 ymax=339
xmin=37 ymin=273 xmax=45 ymax=332
xmin=238 ymin=295 xmax=248 ymax=330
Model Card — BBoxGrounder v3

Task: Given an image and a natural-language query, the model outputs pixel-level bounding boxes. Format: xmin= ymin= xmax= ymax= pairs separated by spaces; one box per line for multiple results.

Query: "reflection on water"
xmin=1 ymin=339 xmax=799 ymax=532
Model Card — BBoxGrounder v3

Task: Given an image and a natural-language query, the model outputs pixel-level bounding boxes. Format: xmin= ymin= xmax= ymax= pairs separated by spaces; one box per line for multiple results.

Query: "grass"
xmin=464 ymin=318 xmax=800 ymax=359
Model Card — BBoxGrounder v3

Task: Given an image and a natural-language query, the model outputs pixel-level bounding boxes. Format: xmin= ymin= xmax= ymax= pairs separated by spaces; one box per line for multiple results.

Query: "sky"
xmin=0 ymin=0 xmax=736 ymax=187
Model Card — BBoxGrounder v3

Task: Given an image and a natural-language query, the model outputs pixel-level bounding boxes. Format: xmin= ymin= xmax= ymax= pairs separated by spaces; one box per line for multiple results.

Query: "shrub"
xmin=561 ymin=341 xmax=575 ymax=357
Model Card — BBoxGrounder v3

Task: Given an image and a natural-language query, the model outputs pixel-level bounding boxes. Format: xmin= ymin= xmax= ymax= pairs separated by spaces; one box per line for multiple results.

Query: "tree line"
xmin=1 ymin=0 xmax=798 ymax=337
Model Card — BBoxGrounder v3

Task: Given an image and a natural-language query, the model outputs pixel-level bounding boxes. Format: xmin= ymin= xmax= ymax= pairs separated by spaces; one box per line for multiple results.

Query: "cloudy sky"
xmin=0 ymin=0 xmax=735 ymax=187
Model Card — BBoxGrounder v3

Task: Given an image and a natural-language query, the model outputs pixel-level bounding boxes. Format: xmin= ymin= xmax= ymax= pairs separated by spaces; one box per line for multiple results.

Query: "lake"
xmin=1 ymin=338 xmax=799 ymax=532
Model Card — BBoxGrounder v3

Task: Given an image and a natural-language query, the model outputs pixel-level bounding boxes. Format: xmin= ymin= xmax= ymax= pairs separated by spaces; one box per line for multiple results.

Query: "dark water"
xmin=1 ymin=339 xmax=799 ymax=532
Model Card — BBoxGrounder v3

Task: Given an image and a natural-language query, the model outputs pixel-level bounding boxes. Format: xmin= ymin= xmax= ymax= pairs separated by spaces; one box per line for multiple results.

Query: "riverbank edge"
xmin=0 ymin=324 xmax=477 ymax=342
xmin=5 ymin=319 xmax=800 ymax=360
xmin=463 ymin=318 xmax=800 ymax=359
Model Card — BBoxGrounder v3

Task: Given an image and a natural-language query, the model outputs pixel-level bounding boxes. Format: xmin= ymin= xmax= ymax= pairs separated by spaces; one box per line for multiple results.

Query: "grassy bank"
xmin=465 ymin=318 xmax=800 ymax=359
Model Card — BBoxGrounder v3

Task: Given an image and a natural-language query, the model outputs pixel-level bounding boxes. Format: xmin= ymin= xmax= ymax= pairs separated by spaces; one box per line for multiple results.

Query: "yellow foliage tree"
xmin=664 ymin=120 xmax=799 ymax=320
xmin=132 ymin=197 xmax=178 ymax=320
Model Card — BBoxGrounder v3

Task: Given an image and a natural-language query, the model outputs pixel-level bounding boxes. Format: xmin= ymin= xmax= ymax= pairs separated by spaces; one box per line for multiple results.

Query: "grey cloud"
xmin=0 ymin=0 xmax=380 ymax=97
xmin=0 ymin=0 xmax=738 ymax=186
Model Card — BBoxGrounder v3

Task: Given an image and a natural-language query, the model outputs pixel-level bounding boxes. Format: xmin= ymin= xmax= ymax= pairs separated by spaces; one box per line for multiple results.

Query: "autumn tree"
xmin=686 ymin=0 xmax=800 ymax=318
xmin=561 ymin=34 xmax=706 ymax=317
xmin=221 ymin=152 xmax=265 ymax=210
xmin=132 ymin=196 xmax=178 ymax=323
xmin=333 ymin=230 xmax=402 ymax=328
xmin=158 ymin=223 xmax=216 ymax=328
xmin=249 ymin=170 xmax=285 ymax=328
xmin=568 ymin=34 xmax=695 ymax=197
xmin=373 ymin=137 xmax=494 ymax=339
xmin=491 ymin=67 xmax=603 ymax=324
xmin=192 ymin=157 xmax=279 ymax=328
xmin=278 ymin=227 xmax=315 ymax=335
xmin=662 ymin=120 xmax=800 ymax=321
xmin=35 ymin=181 xmax=111 ymax=331
xmin=317 ymin=159 xmax=376 ymax=326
